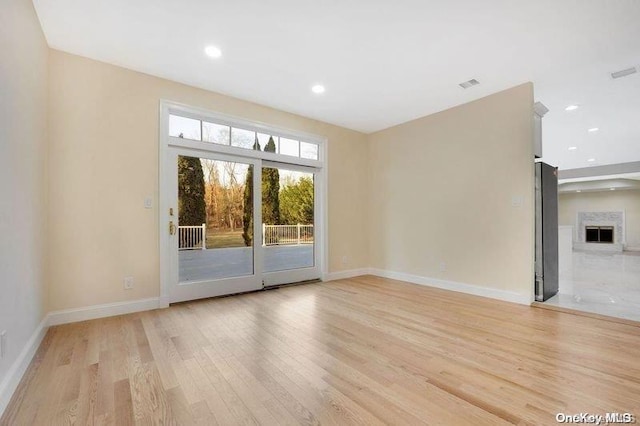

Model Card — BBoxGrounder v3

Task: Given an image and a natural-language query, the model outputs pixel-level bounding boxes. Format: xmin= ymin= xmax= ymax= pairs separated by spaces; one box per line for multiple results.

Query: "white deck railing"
xmin=178 ymin=224 xmax=206 ymax=250
xmin=178 ymin=223 xmax=314 ymax=249
xmin=263 ymin=224 xmax=313 ymax=246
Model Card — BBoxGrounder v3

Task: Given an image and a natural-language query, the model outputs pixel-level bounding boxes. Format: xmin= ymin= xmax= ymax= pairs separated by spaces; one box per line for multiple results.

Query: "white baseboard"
xmin=0 ymin=316 xmax=48 ymax=418
xmin=625 ymin=246 xmax=640 ymax=252
xmin=323 ymin=267 xmax=531 ymax=305
xmin=47 ymin=297 xmax=163 ymax=327
xmin=323 ymin=268 xmax=371 ymax=281
xmin=158 ymin=295 xmax=171 ymax=309
xmin=368 ymin=268 xmax=532 ymax=305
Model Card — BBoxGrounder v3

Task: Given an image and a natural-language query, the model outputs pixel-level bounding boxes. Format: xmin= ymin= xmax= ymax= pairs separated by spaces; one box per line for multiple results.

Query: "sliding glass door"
xmin=165 ymin=152 xmax=322 ymax=302
xmin=160 ymin=101 xmax=325 ymax=304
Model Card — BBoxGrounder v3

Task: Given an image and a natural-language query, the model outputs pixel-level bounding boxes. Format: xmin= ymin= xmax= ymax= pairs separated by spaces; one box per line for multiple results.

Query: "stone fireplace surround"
xmin=574 ymin=211 xmax=625 ymax=252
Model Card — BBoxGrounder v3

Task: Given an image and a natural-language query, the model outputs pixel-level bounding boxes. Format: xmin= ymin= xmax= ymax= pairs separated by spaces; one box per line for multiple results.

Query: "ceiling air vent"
xmin=459 ymin=79 xmax=480 ymax=89
xmin=611 ymin=67 xmax=637 ymax=79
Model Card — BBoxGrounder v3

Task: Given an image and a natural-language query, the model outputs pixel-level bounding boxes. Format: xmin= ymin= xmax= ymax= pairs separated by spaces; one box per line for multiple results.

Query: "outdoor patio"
xmin=179 ymin=244 xmax=314 ymax=282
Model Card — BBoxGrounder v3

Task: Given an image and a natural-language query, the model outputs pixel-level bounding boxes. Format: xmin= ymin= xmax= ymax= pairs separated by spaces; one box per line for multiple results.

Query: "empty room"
xmin=2 ymin=0 xmax=640 ymax=424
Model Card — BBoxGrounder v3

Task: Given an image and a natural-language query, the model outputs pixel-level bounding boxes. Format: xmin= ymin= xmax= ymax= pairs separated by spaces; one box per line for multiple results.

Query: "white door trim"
xmin=159 ymin=100 xmax=328 ymax=306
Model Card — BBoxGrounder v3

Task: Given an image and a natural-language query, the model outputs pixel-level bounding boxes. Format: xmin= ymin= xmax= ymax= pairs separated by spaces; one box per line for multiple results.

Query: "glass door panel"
xmin=178 ymin=155 xmax=254 ymax=282
xmin=169 ymin=149 xmax=261 ymax=303
xmin=261 ymin=162 xmax=320 ymax=286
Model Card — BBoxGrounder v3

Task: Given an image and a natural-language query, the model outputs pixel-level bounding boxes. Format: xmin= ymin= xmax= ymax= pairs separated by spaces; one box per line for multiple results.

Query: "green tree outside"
xmin=279 ymin=177 xmax=314 ymax=225
xmin=178 ymin=155 xmax=206 ymax=248
xmin=178 ymin=155 xmax=206 ymax=226
xmin=262 ymin=137 xmax=280 ymax=226
xmin=242 ymin=139 xmax=260 ymax=246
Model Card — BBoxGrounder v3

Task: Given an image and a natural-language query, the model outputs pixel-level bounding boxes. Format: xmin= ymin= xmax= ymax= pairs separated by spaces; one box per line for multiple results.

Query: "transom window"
xmin=169 ymin=114 xmax=320 ymax=161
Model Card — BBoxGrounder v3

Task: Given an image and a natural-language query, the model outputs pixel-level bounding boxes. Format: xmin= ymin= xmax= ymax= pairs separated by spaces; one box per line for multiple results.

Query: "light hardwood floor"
xmin=3 ymin=276 xmax=640 ymax=425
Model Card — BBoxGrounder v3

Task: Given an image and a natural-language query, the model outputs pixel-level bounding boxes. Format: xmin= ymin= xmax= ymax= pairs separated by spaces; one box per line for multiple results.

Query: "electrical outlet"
xmin=144 ymin=196 xmax=153 ymax=209
xmin=511 ymin=195 xmax=524 ymax=208
xmin=439 ymin=262 xmax=447 ymax=272
xmin=0 ymin=330 xmax=6 ymax=358
xmin=341 ymin=255 xmax=348 ymax=265
xmin=124 ymin=276 xmax=134 ymax=290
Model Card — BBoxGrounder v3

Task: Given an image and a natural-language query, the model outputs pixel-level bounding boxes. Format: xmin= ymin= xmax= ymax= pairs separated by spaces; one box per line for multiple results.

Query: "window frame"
xmin=165 ymin=101 xmax=325 ymax=167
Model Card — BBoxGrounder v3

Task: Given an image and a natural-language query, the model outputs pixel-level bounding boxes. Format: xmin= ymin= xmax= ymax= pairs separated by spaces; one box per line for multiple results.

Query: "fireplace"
xmin=574 ymin=211 xmax=624 ymax=252
xmin=585 ymin=226 xmax=614 ymax=244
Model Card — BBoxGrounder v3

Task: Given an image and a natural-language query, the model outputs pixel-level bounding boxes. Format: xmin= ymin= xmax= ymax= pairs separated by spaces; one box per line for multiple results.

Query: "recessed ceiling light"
xmin=311 ymin=84 xmax=325 ymax=94
xmin=588 ymin=127 xmax=599 ymax=132
xmin=587 ymin=158 xmax=596 ymax=162
xmin=565 ymin=105 xmax=579 ymax=111
xmin=610 ymin=188 xmax=616 ymax=191
xmin=576 ymin=190 xmax=582 ymax=193
xmin=568 ymin=146 xmax=578 ymax=151
xmin=204 ymin=45 xmax=222 ymax=58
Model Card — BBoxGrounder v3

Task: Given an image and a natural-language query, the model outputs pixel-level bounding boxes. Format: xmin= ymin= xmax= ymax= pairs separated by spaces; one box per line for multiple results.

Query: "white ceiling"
xmin=33 ymin=0 xmax=640 ymax=170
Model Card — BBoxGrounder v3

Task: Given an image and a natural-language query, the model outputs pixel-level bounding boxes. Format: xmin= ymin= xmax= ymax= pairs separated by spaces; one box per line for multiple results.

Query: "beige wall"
xmin=0 ymin=0 xmax=48 ymax=396
xmin=47 ymin=50 xmax=369 ymax=311
xmin=559 ymin=189 xmax=640 ymax=249
xmin=367 ymin=83 xmax=535 ymax=300
xmin=42 ymin=49 xmax=535 ymax=311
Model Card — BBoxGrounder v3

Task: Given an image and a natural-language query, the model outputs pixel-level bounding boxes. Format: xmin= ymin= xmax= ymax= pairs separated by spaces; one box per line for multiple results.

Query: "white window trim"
xmin=158 ymin=100 xmax=329 ymax=307
xmin=165 ymin=100 xmax=325 ymax=163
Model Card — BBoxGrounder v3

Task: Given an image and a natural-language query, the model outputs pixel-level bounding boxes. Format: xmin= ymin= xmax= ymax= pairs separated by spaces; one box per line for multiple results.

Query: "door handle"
xmin=169 ymin=221 xmax=176 ymax=235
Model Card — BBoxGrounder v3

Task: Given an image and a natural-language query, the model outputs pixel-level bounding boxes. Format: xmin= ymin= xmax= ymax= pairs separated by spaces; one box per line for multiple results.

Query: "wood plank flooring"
xmin=3 ymin=276 xmax=640 ymax=425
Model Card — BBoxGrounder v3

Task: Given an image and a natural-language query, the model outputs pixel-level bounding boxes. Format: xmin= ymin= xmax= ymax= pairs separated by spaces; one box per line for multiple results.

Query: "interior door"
xmin=262 ymin=161 xmax=321 ymax=286
xmin=167 ymin=148 xmax=262 ymax=303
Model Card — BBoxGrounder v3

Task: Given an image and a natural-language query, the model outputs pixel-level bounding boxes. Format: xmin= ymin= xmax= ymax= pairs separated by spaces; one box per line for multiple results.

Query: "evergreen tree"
xmin=178 ymin=155 xmax=206 ymax=248
xmin=242 ymin=137 xmax=281 ymax=246
xmin=178 ymin=155 xmax=206 ymax=226
xmin=242 ymin=163 xmax=254 ymax=246
xmin=242 ymin=139 xmax=260 ymax=246
xmin=262 ymin=137 xmax=280 ymax=225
